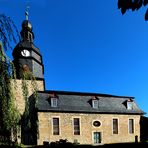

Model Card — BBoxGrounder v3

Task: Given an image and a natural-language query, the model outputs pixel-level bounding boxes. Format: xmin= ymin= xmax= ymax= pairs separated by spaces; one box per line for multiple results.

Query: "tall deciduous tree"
xmin=118 ymin=0 xmax=148 ymax=20
xmin=0 ymin=42 xmax=20 ymax=143
xmin=0 ymin=14 xmax=21 ymax=143
xmin=0 ymin=14 xmax=20 ymax=51
xmin=0 ymin=14 xmax=38 ymax=144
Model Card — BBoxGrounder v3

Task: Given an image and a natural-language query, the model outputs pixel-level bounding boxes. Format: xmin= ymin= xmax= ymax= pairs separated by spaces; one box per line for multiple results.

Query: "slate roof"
xmin=36 ymin=90 xmax=145 ymax=115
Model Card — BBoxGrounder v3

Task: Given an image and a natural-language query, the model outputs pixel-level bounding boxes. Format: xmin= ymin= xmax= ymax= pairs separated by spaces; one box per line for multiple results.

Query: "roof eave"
xmin=37 ymin=109 xmax=144 ymax=115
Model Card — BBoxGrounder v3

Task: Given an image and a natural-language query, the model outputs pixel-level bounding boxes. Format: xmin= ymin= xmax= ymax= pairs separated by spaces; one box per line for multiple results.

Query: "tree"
xmin=0 ymin=14 xmax=20 ymax=51
xmin=118 ymin=0 xmax=148 ymax=20
xmin=0 ymin=14 xmax=38 ymax=144
xmin=0 ymin=42 xmax=20 ymax=143
xmin=0 ymin=14 xmax=21 ymax=143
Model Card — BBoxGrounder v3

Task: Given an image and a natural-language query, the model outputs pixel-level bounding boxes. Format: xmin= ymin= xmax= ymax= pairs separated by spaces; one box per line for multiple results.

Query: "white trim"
xmin=128 ymin=118 xmax=135 ymax=134
xmin=92 ymin=100 xmax=99 ymax=109
xmin=51 ymin=97 xmax=58 ymax=107
xmin=92 ymin=119 xmax=102 ymax=128
xmin=92 ymin=131 xmax=102 ymax=145
xmin=51 ymin=116 xmax=61 ymax=135
xmin=72 ymin=116 xmax=81 ymax=135
xmin=127 ymin=102 xmax=133 ymax=110
xmin=112 ymin=117 xmax=119 ymax=135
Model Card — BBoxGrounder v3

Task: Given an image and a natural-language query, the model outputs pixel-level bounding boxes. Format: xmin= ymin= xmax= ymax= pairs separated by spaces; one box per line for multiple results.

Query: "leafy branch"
xmin=0 ymin=14 xmax=20 ymax=51
xmin=0 ymin=14 xmax=38 ymax=143
xmin=0 ymin=43 xmax=20 ymax=143
xmin=118 ymin=0 xmax=148 ymax=20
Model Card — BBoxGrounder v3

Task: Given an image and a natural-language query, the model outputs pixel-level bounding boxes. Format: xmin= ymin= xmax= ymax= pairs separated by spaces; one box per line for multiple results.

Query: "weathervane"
xmin=25 ymin=5 xmax=30 ymax=20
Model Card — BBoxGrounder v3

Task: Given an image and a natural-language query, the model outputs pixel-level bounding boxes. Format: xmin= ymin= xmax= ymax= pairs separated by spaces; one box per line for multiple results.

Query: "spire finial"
xmin=25 ymin=6 xmax=30 ymax=20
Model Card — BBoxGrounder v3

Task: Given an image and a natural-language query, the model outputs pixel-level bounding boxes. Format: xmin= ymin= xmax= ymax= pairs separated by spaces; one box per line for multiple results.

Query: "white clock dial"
xmin=21 ymin=49 xmax=30 ymax=57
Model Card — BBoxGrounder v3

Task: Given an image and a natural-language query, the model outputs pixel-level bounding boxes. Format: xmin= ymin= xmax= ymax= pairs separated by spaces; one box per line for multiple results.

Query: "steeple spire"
xmin=21 ymin=6 xmax=34 ymax=42
xmin=25 ymin=6 xmax=29 ymax=20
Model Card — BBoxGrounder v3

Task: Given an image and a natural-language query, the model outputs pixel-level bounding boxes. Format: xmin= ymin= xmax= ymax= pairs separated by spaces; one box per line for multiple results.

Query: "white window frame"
xmin=92 ymin=120 xmax=102 ymax=128
xmin=92 ymin=131 xmax=103 ymax=144
xmin=128 ymin=118 xmax=135 ymax=134
xmin=51 ymin=97 xmax=58 ymax=107
xmin=72 ymin=117 xmax=81 ymax=135
xmin=112 ymin=118 xmax=119 ymax=135
xmin=127 ymin=101 xmax=133 ymax=110
xmin=92 ymin=100 xmax=99 ymax=109
xmin=52 ymin=116 xmax=60 ymax=135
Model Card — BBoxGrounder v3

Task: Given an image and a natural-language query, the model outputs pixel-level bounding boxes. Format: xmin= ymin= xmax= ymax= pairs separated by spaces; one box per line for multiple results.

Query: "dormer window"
xmin=92 ymin=96 xmax=99 ymax=109
xmin=127 ymin=99 xmax=133 ymax=110
xmin=51 ymin=97 xmax=58 ymax=107
xmin=49 ymin=93 xmax=58 ymax=107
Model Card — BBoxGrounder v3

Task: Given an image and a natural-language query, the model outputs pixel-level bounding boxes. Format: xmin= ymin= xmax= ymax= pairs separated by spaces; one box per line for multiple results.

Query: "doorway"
xmin=93 ymin=132 xmax=101 ymax=144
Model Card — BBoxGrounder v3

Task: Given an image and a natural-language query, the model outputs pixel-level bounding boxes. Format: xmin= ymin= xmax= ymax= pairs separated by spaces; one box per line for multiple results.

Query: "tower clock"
xmin=12 ymin=17 xmax=44 ymax=79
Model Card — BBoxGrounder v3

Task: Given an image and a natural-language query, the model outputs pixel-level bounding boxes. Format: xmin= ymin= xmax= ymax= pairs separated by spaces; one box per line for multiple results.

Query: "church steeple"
xmin=25 ymin=6 xmax=29 ymax=20
xmin=12 ymin=9 xmax=44 ymax=79
xmin=20 ymin=8 xmax=34 ymax=43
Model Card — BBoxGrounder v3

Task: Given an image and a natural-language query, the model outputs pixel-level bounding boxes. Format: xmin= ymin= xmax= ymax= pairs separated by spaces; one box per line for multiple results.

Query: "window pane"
xmin=74 ymin=118 xmax=80 ymax=135
xmin=94 ymin=132 xmax=101 ymax=144
xmin=93 ymin=100 xmax=98 ymax=109
xmin=113 ymin=119 xmax=118 ymax=134
xmin=127 ymin=102 xmax=133 ymax=110
xmin=129 ymin=119 xmax=134 ymax=134
xmin=53 ymin=118 xmax=59 ymax=135
xmin=51 ymin=98 xmax=57 ymax=107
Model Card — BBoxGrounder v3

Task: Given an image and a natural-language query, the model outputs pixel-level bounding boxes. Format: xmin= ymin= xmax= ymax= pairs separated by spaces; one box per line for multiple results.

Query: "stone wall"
xmin=37 ymin=112 xmax=141 ymax=145
xmin=11 ymin=79 xmax=44 ymax=115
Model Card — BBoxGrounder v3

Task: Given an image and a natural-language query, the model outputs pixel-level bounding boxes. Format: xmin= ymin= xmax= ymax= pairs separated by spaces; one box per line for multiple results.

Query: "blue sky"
xmin=1 ymin=0 xmax=148 ymax=116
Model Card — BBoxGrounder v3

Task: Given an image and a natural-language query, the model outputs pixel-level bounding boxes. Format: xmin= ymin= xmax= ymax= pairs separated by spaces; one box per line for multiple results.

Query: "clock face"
xmin=21 ymin=49 xmax=30 ymax=57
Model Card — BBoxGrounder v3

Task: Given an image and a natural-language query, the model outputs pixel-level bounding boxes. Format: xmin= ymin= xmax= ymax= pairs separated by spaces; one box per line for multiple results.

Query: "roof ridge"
xmin=37 ymin=90 xmax=134 ymax=99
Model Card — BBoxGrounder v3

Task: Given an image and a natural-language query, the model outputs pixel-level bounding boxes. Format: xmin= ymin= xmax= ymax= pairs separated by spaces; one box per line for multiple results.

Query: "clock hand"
xmin=24 ymin=50 xmax=26 ymax=55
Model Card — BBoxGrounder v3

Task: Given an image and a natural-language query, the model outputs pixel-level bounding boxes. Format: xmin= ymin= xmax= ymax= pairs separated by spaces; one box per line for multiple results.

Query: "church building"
xmin=11 ymin=12 xmax=145 ymax=145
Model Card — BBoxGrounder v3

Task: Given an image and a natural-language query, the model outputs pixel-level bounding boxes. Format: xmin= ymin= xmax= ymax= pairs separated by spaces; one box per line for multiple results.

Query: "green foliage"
xmin=21 ymin=69 xmax=38 ymax=131
xmin=0 ymin=43 xmax=20 ymax=134
xmin=0 ymin=42 xmax=38 ymax=143
xmin=0 ymin=14 xmax=39 ymax=144
xmin=118 ymin=0 xmax=148 ymax=20
xmin=0 ymin=14 xmax=20 ymax=51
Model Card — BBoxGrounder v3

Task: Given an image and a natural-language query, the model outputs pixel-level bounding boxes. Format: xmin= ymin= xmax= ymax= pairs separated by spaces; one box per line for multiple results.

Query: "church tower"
xmin=12 ymin=9 xmax=44 ymax=79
